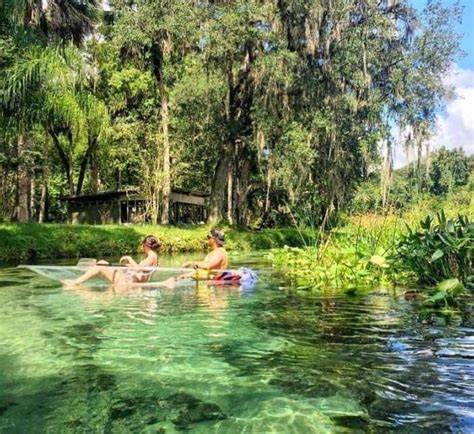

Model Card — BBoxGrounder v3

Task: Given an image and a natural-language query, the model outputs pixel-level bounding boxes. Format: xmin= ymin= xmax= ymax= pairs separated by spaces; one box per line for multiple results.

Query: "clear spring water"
xmin=0 ymin=253 xmax=473 ymax=433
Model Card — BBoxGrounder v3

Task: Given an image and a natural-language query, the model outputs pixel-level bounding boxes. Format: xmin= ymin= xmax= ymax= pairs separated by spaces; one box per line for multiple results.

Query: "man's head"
xmin=207 ymin=228 xmax=225 ymax=247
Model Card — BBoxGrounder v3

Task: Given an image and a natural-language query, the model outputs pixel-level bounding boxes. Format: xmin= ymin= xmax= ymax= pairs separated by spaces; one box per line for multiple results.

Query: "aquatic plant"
xmin=268 ymin=216 xmax=397 ymax=292
xmin=270 ymin=209 xmax=473 ymax=305
xmin=423 ymin=278 xmax=466 ymax=307
xmin=396 ymin=211 xmax=473 ymax=285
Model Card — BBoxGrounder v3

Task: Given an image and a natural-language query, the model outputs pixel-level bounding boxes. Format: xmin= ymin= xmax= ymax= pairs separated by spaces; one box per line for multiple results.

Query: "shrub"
xmin=396 ymin=211 xmax=473 ymax=285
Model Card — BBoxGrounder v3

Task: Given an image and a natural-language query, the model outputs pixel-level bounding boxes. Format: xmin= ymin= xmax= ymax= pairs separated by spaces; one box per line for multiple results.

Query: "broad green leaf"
xmin=431 ymin=249 xmax=444 ymax=262
xmin=436 ymin=278 xmax=463 ymax=293
xmin=423 ymin=290 xmax=447 ymax=305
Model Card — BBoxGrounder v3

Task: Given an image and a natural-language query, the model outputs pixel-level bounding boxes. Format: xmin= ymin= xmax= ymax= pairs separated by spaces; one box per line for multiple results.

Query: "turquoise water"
xmin=0 ymin=253 xmax=473 ymax=433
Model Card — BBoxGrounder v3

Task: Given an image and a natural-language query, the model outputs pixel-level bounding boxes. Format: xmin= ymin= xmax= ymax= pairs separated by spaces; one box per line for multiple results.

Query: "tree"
xmin=429 ymin=147 xmax=470 ymax=195
xmin=0 ymin=0 xmax=464 ymax=226
xmin=0 ymin=0 xmax=102 ymax=221
xmin=109 ymin=0 xmax=198 ymax=224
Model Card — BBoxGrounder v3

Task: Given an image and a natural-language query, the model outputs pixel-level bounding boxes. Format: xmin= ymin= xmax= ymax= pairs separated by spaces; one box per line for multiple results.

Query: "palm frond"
xmin=79 ymin=91 xmax=110 ymax=140
xmin=43 ymin=88 xmax=88 ymax=148
xmin=46 ymin=0 xmax=100 ymax=46
xmin=1 ymin=42 xmax=89 ymax=109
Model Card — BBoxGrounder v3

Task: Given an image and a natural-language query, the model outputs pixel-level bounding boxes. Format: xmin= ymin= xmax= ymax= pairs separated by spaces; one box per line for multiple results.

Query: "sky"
xmin=394 ymin=0 xmax=474 ymax=167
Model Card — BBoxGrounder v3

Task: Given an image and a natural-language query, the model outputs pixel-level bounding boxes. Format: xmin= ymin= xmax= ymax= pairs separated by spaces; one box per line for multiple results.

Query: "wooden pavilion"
xmin=63 ymin=188 xmax=209 ymax=225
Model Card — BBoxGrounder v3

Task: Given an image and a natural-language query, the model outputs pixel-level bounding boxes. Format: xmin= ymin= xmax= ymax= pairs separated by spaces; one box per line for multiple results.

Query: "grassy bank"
xmin=0 ymin=223 xmax=317 ymax=263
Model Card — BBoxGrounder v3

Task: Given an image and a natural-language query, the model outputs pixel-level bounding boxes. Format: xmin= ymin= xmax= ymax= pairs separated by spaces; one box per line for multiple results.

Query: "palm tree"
xmin=0 ymin=0 xmax=104 ymax=221
xmin=1 ymin=0 xmax=99 ymax=46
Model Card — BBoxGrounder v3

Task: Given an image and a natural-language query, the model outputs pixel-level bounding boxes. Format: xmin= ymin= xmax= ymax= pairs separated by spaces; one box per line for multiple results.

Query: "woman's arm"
xmin=120 ymin=256 xmax=138 ymax=267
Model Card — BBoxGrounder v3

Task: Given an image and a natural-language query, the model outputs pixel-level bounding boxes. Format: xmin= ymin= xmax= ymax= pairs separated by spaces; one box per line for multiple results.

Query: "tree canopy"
xmin=0 ymin=0 xmax=465 ymax=225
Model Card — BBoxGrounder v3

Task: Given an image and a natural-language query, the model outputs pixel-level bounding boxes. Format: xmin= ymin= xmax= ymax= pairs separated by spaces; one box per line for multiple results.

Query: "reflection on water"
xmin=0 ymin=254 xmax=473 ymax=433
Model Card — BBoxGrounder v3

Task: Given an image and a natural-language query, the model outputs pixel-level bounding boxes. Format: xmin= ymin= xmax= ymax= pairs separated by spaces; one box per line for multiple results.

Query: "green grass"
xmin=0 ymin=223 xmax=317 ymax=263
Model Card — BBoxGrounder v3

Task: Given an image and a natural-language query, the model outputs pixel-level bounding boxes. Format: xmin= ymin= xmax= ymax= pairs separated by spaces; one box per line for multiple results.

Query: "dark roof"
xmin=171 ymin=187 xmax=210 ymax=197
xmin=62 ymin=187 xmax=209 ymax=202
xmin=62 ymin=189 xmax=137 ymax=202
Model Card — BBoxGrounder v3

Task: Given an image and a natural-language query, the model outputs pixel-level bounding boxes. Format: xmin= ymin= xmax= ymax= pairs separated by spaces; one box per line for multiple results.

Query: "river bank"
xmin=0 ymin=223 xmax=316 ymax=263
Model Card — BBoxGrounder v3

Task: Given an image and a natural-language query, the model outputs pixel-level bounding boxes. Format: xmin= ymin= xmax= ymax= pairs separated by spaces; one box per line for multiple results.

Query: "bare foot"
xmin=62 ymin=279 xmax=81 ymax=290
xmin=161 ymin=277 xmax=176 ymax=289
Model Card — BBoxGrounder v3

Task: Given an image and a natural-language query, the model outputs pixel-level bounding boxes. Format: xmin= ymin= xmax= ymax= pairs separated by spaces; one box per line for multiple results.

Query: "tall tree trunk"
xmin=208 ymin=64 xmax=234 ymax=224
xmin=208 ymin=154 xmax=229 ymax=223
xmin=381 ymin=138 xmax=392 ymax=209
xmin=14 ymin=134 xmax=30 ymax=222
xmin=30 ymin=174 xmax=35 ymax=221
xmin=209 ymin=47 xmax=255 ymax=224
xmin=0 ymin=166 xmax=4 ymax=219
xmin=265 ymin=163 xmax=272 ymax=213
xmin=226 ymin=160 xmax=234 ymax=224
xmin=234 ymin=157 xmax=251 ymax=225
xmin=90 ymin=147 xmax=101 ymax=193
xmin=49 ymin=128 xmax=74 ymax=195
xmin=76 ymin=137 xmax=98 ymax=196
xmin=159 ymin=78 xmax=170 ymax=225
xmin=39 ymin=160 xmax=48 ymax=223
xmin=151 ymin=42 xmax=171 ymax=225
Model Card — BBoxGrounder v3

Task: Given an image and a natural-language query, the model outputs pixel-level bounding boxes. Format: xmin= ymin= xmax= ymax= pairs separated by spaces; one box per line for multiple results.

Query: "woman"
xmin=63 ymin=235 xmax=160 ymax=287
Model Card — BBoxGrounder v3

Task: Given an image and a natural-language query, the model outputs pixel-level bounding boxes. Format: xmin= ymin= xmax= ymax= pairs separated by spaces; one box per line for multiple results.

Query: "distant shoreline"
xmin=0 ymin=224 xmax=316 ymax=263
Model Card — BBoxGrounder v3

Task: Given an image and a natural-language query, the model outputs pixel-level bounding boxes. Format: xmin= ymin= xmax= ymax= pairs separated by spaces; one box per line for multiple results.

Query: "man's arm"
xmin=194 ymin=250 xmax=224 ymax=270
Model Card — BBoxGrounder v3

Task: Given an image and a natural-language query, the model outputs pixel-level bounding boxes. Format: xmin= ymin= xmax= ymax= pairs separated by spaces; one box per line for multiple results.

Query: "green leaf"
xmin=423 ymin=290 xmax=447 ymax=305
xmin=431 ymin=249 xmax=444 ymax=262
xmin=436 ymin=278 xmax=463 ymax=293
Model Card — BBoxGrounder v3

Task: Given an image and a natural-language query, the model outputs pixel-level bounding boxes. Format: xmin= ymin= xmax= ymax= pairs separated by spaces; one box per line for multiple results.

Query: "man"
xmin=183 ymin=228 xmax=228 ymax=272
xmin=185 ymin=229 xmax=256 ymax=288
xmin=161 ymin=229 xmax=228 ymax=288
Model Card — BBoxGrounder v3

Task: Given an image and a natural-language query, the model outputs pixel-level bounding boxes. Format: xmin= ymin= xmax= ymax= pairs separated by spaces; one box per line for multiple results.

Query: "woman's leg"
xmin=65 ymin=265 xmax=124 ymax=285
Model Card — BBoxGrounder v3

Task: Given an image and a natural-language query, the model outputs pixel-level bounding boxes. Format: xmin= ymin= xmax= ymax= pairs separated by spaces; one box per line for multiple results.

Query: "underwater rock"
xmin=57 ymin=365 xmax=117 ymax=394
xmin=108 ymin=394 xmax=168 ymax=425
xmin=330 ymin=414 xmax=370 ymax=430
xmin=0 ymin=280 xmax=21 ymax=288
xmin=65 ymin=417 xmax=84 ymax=428
xmin=268 ymin=374 xmax=338 ymax=398
xmin=360 ymin=389 xmax=377 ymax=406
xmin=0 ymin=401 xmax=19 ymax=416
xmin=109 ymin=401 xmax=137 ymax=420
xmin=168 ymin=393 xmax=227 ymax=429
xmin=173 ymin=402 xmax=227 ymax=429
xmin=167 ymin=392 xmax=201 ymax=407
xmin=146 ymin=415 xmax=159 ymax=425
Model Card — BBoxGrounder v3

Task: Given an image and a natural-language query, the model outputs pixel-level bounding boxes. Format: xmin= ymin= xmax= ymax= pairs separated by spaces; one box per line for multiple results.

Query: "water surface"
xmin=0 ymin=253 xmax=473 ymax=433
